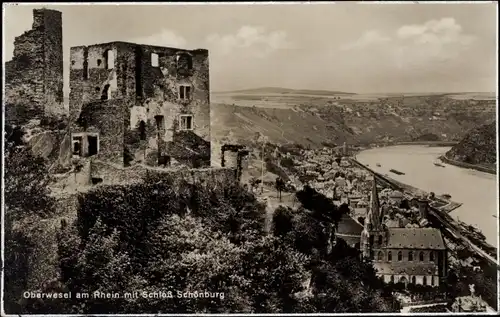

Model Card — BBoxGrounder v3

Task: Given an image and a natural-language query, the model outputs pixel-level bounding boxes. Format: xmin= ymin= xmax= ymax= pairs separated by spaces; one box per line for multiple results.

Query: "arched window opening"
xmin=431 ymin=276 xmax=435 ymax=286
xmin=139 ymin=121 xmax=147 ymax=140
xmin=419 ymin=251 xmax=425 ymax=261
xmin=377 ymin=251 xmax=383 ymax=261
xmin=390 ymin=275 xmax=394 ymax=283
xmin=408 ymin=251 xmax=413 ymax=261
xmin=430 ymin=251 xmax=435 ymax=262
xmin=423 ymin=276 xmax=427 ymax=286
xmin=378 ymin=235 xmax=383 ymax=245
xmin=176 ymin=53 xmax=193 ymax=71
xmin=411 ymin=276 xmax=416 ymax=284
xmin=387 ymin=251 xmax=392 ymax=261
xmin=397 ymin=251 xmax=402 ymax=261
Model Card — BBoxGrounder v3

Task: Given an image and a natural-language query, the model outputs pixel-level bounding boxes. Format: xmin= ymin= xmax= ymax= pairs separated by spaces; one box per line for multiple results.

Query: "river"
xmin=356 ymin=145 xmax=498 ymax=249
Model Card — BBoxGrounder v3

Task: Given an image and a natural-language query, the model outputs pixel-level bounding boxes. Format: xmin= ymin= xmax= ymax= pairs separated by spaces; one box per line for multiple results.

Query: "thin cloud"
xmin=128 ymin=29 xmax=188 ymax=48
xmin=342 ymin=17 xmax=475 ymax=53
xmin=340 ymin=30 xmax=391 ymax=50
xmin=206 ymin=26 xmax=295 ymax=58
xmin=397 ymin=17 xmax=475 ymax=46
xmin=340 ymin=17 xmax=476 ymax=71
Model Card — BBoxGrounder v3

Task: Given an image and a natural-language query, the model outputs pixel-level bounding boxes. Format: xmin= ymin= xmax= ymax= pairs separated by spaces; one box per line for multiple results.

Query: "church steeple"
xmin=360 ymin=217 xmax=371 ymax=259
xmin=368 ymin=177 xmax=380 ymax=228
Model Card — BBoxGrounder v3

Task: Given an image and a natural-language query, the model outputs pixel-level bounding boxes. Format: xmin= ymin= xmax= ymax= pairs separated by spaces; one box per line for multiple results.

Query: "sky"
xmin=3 ymin=2 xmax=498 ymax=94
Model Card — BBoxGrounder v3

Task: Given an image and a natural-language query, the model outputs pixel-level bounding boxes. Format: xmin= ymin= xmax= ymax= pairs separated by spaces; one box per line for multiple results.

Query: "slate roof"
xmin=385 ymin=228 xmax=446 ymax=250
xmin=336 ymin=214 xmax=364 ymax=235
xmin=374 ymin=261 xmax=439 ymax=275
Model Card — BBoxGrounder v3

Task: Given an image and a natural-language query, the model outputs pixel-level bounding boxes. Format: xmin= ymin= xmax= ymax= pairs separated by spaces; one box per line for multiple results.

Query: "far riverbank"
xmin=439 ymin=155 xmax=497 ymax=175
xmin=356 ymin=145 xmax=498 ymax=249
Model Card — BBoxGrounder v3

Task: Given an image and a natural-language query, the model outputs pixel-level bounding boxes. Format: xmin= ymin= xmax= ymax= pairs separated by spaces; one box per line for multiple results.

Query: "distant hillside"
xmin=210 ymin=94 xmax=496 ymax=155
xmin=445 ymin=122 xmax=496 ymax=168
xmin=216 ymin=87 xmax=356 ymax=96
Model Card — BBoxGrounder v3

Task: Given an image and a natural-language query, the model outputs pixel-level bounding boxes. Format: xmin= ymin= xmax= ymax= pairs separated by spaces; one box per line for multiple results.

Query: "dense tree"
xmin=4 ymin=125 xmax=55 ymax=220
xmin=3 ymin=124 xmax=56 ymax=313
xmin=272 ymin=206 xmax=295 ymax=238
xmin=20 ymin=156 xmax=398 ymax=314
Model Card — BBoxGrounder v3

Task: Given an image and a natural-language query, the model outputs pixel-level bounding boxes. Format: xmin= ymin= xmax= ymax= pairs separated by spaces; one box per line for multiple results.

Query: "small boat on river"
xmin=434 ymin=161 xmax=445 ymax=167
xmin=389 ymin=169 xmax=405 ymax=175
xmin=376 ymin=163 xmax=381 ymax=167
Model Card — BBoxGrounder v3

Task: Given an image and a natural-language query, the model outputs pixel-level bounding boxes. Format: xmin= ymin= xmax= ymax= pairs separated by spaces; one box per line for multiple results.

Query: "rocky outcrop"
xmin=445 ymin=122 xmax=496 ymax=168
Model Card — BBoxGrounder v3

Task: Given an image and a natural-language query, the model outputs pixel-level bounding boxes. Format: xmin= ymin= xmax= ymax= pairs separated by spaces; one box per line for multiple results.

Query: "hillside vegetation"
xmin=4 ymin=141 xmax=399 ymax=313
xmin=445 ymin=122 xmax=496 ymax=169
xmin=212 ymin=93 xmax=495 ymax=148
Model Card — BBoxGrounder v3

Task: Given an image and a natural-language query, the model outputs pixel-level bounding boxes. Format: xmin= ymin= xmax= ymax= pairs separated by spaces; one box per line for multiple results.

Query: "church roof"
xmin=375 ymin=261 xmax=439 ymax=276
xmin=385 ymin=228 xmax=446 ymax=250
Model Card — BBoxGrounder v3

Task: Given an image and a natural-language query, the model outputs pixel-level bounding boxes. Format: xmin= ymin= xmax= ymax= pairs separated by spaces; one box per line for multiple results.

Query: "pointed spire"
xmin=370 ymin=176 xmax=381 ymax=229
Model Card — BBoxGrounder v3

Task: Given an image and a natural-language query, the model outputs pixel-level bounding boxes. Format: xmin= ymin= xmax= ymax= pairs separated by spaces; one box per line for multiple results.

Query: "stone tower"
xmin=6 ymin=8 xmax=64 ymax=120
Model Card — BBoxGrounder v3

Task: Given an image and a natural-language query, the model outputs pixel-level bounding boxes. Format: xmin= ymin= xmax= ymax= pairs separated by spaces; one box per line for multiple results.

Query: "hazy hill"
xmin=445 ymin=122 xmax=496 ymax=168
xmin=216 ymin=87 xmax=356 ymax=96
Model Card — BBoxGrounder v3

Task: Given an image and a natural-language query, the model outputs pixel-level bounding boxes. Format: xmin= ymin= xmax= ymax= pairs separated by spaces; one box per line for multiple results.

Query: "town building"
xmin=360 ymin=178 xmax=448 ymax=286
xmin=69 ymin=41 xmax=211 ymax=168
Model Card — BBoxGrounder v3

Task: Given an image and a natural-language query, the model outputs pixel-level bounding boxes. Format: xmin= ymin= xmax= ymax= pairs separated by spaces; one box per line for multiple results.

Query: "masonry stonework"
xmin=69 ymin=41 xmax=211 ymax=169
xmin=5 ymin=9 xmax=64 ymax=123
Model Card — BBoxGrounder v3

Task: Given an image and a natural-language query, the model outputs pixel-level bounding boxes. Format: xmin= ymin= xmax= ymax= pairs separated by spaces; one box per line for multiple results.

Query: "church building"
xmin=360 ymin=178 xmax=448 ymax=287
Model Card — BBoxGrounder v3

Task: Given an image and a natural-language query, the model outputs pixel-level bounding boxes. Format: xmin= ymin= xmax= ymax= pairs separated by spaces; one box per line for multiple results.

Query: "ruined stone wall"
xmin=72 ymin=100 xmax=125 ymax=166
xmin=90 ymin=161 xmax=236 ymax=186
xmin=42 ymin=9 xmax=64 ymax=110
xmin=69 ymin=44 xmax=121 ymax=123
xmin=70 ymin=42 xmax=211 ymax=168
xmin=5 ymin=9 xmax=63 ymax=122
xmin=134 ymin=45 xmax=211 ymax=167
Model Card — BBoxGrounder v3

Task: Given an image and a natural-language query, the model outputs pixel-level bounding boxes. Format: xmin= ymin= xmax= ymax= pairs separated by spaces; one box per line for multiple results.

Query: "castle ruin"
xmin=5 ymin=8 xmax=64 ymax=122
xmin=69 ymin=42 xmax=211 ymax=169
xmin=6 ymin=8 xmax=250 ymax=185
